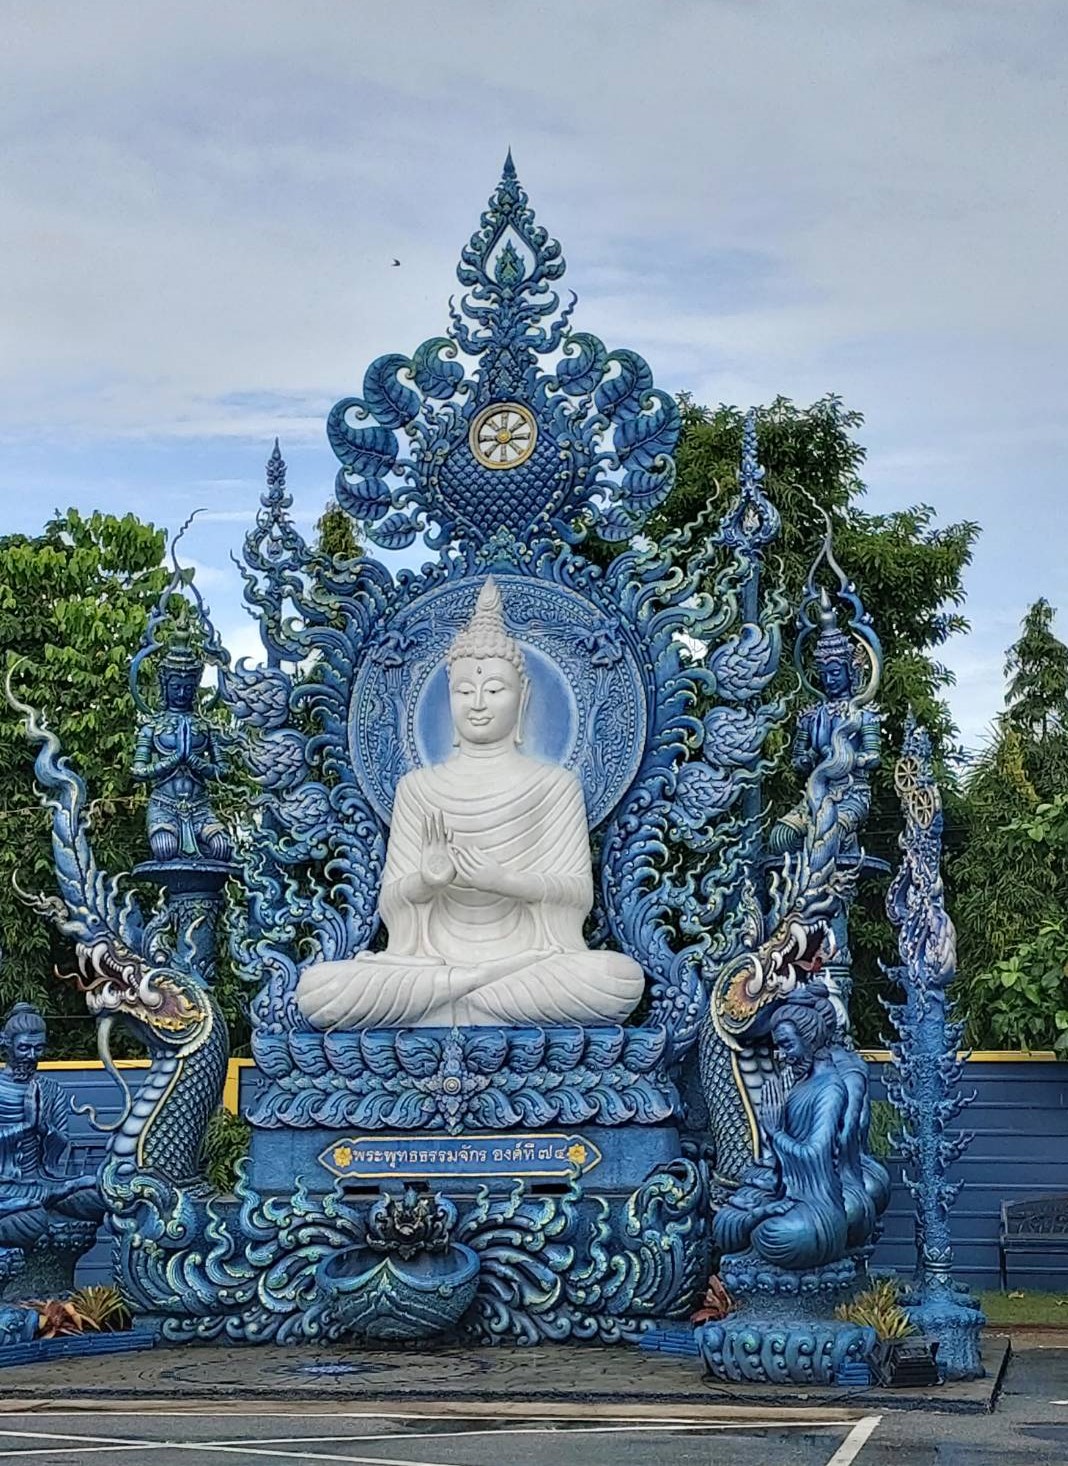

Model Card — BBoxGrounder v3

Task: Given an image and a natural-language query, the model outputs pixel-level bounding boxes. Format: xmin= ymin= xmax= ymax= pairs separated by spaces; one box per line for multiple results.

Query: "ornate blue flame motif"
xmin=883 ymin=715 xmax=985 ymax=1380
xmin=327 ymin=154 xmax=679 ymax=552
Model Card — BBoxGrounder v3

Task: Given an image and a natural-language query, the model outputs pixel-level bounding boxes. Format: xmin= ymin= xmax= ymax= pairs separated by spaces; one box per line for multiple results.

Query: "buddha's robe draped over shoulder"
xmin=296 ymin=753 xmax=645 ymax=1030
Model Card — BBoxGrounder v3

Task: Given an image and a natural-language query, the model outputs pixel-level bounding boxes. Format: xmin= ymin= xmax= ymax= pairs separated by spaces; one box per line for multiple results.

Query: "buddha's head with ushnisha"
xmin=445 ymin=579 xmax=529 ymax=749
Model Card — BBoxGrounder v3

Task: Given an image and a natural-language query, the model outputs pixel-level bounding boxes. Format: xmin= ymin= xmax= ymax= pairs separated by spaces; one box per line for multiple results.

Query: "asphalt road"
xmin=0 ymin=1411 xmax=885 ymax=1465
xmin=0 ymin=1346 xmax=1062 ymax=1465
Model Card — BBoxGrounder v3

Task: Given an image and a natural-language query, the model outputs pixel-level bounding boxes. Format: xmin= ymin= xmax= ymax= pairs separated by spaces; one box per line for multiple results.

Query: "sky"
xmin=1 ymin=0 xmax=1065 ymax=750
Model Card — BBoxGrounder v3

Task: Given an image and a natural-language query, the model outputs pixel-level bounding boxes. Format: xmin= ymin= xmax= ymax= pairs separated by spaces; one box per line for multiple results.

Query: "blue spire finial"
xmin=266 ymin=439 xmax=287 ymax=495
xmin=718 ymin=407 xmax=780 ymax=554
xmin=503 ymin=147 xmax=516 ymax=179
xmin=739 ymin=408 xmax=764 ymax=493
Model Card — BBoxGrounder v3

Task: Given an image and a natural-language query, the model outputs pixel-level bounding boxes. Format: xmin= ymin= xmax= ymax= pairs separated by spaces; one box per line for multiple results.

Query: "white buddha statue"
xmin=296 ymin=579 xmax=645 ymax=1031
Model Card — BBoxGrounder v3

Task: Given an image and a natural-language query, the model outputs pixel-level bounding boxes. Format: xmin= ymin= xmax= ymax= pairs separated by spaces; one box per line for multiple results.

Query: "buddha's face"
xmin=448 ymin=656 xmax=526 ymax=747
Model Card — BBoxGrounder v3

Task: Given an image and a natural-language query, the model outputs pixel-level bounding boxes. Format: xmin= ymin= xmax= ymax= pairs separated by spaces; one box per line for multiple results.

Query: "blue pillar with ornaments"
xmin=883 ymin=714 xmax=985 ymax=1380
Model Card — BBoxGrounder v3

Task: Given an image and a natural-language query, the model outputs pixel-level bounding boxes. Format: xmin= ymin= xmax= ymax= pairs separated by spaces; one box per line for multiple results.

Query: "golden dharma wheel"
xmin=469 ymin=402 xmax=538 ymax=470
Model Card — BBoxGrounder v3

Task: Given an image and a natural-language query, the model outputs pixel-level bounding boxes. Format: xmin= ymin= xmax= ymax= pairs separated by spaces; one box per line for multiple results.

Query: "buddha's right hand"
xmin=421 ymin=812 xmax=456 ymax=891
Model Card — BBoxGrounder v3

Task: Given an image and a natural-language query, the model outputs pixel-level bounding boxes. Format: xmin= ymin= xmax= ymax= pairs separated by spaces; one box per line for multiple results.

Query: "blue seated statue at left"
xmin=0 ymin=1003 xmax=105 ymax=1249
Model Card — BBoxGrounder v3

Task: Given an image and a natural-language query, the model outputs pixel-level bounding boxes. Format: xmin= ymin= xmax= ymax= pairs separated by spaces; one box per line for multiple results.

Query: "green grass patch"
xmin=979 ymin=1289 xmax=1068 ymax=1326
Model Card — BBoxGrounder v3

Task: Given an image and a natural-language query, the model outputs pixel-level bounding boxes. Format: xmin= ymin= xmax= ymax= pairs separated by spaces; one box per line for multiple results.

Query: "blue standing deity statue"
xmin=769 ymin=590 xmax=880 ymax=860
xmin=132 ymin=634 xmax=232 ymax=866
xmin=0 ymin=1004 xmax=104 ymax=1251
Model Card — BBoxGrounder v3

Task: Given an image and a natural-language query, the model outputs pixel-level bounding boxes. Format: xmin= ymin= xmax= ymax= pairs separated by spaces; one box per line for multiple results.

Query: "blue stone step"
xmin=637 ymin=1324 xmax=700 ymax=1357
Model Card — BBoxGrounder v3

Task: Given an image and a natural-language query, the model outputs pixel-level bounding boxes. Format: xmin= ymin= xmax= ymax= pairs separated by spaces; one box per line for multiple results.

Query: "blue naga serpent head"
xmin=6 ymin=675 xmax=214 ymax=1070
xmin=56 ymin=933 xmax=218 ymax=1144
xmin=711 ymin=914 xmax=836 ymax=1045
xmin=66 ymin=936 xmax=210 ymax=1058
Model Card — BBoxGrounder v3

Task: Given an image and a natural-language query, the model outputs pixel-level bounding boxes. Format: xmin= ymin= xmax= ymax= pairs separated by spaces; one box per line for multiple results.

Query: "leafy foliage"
xmin=28 ymin=1297 xmax=95 ymax=1338
xmin=866 ymin=1099 xmax=902 ymax=1160
xmin=835 ymin=1279 xmax=916 ymax=1340
xmin=315 ymin=500 xmax=362 ymax=561
xmin=1005 ymin=597 xmax=1068 ymax=784
xmin=653 ymin=396 xmax=978 ymax=1040
xmin=951 ymin=602 xmax=1068 ymax=1048
xmin=68 ymin=1285 xmax=132 ymax=1332
xmin=200 ymin=1105 xmax=251 ymax=1192
xmin=0 ymin=509 xmax=253 ymax=1057
xmin=0 ymin=510 xmax=169 ymax=1056
xmin=952 ymin=602 xmax=1068 ymax=1050
xmin=692 ymin=1274 xmax=734 ymax=1324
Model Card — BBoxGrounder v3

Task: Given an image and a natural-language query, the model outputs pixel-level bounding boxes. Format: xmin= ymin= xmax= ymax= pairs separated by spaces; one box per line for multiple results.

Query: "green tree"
xmin=315 ymin=501 xmax=361 ymax=561
xmin=657 ymin=396 xmax=978 ymax=754
xmin=654 ymin=396 xmax=979 ymax=1041
xmin=0 ymin=509 xmax=168 ymax=1056
xmin=1003 ymin=597 xmax=1068 ymax=792
xmin=1006 ymin=598 xmax=1068 ymax=738
xmin=952 ymin=602 xmax=1068 ymax=1051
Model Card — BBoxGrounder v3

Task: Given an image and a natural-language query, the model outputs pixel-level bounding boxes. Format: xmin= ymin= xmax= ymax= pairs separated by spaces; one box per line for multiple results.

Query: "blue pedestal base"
xmin=113 ymin=1122 xmax=709 ymax=1348
xmin=697 ymin=1253 xmax=876 ymax=1386
xmin=905 ymin=1281 xmax=985 ymax=1381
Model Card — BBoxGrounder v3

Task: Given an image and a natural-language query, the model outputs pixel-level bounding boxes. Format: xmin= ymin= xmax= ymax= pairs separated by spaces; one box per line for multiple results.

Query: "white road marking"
xmin=228 ymin=1421 xmax=861 ymax=1445
xmin=0 ymin=1416 xmax=874 ymax=1464
xmin=0 ymin=1430 xmax=161 ymax=1448
xmin=0 ymin=1436 xmax=454 ymax=1466
xmin=0 ymin=1450 xmax=151 ymax=1460
xmin=825 ymin=1414 xmax=883 ymax=1466
xmin=152 ymin=1448 xmax=455 ymax=1466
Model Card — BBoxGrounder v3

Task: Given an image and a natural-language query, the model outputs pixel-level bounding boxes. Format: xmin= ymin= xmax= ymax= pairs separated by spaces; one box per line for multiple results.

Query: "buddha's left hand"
xmin=451 ymin=846 xmax=534 ymax=901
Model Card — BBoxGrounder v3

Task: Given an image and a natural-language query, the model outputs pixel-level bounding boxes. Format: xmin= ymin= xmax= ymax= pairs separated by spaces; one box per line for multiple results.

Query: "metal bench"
xmin=999 ymin=1195 xmax=1068 ymax=1290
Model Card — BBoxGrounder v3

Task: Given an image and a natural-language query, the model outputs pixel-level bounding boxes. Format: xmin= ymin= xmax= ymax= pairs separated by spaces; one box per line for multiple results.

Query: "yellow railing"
xmin=41 ymin=1057 xmax=246 ymax=1114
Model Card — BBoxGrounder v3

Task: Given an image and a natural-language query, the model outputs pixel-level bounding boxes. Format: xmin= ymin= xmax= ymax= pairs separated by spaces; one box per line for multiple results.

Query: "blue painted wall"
xmin=39 ymin=1057 xmax=1068 ymax=1294
xmin=41 ymin=1067 xmax=143 ymax=1287
xmin=870 ymin=1059 xmax=1068 ymax=1293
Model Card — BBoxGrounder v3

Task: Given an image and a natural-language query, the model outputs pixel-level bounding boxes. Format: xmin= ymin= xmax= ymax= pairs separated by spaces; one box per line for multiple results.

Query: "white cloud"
xmin=0 ymin=0 xmax=1065 ymax=744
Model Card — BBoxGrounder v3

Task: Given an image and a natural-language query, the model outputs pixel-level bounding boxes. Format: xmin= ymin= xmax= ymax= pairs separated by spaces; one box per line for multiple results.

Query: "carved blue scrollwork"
xmin=228 ymin=481 xmax=737 ymax=1058
xmin=16 ymin=162 xmax=822 ymax=1350
xmin=224 ymin=185 xmax=797 ymax=1096
xmin=96 ymin=1149 xmax=707 ymax=1346
xmin=699 ymin=499 xmax=886 ymax=1183
xmin=249 ymin=1024 xmax=677 ymax=1133
xmin=456 ymin=1157 xmax=708 ymax=1345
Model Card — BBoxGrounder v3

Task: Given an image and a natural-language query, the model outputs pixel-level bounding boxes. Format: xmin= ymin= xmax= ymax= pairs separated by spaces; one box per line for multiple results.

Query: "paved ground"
xmin=0 ymin=1337 xmax=1007 ymax=1409
xmin=0 ymin=1336 xmax=1062 ymax=1465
